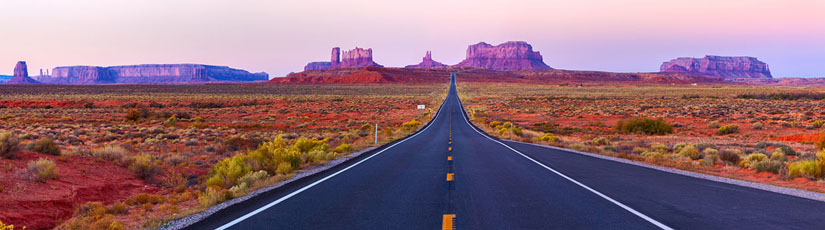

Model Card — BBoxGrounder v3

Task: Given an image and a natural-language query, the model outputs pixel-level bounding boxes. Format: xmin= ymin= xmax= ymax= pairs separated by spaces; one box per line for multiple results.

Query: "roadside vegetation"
xmin=0 ymin=84 xmax=445 ymax=229
xmin=460 ymin=82 xmax=825 ymax=194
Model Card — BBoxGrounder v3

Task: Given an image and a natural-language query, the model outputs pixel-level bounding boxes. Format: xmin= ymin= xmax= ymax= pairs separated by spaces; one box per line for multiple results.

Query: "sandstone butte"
xmin=660 ymin=55 xmax=772 ymax=79
xmin=303 ymin=47 xmax=383 ymax=71
xmin=405 ymin=51 xmax=447 ymax=68
xmin=4 ymin=61 xmax=42 ymax=84
xmin=454 ymin=41 xmax=552 ymax=70
xmin=34 ymin=64 xmax=268 ymax=84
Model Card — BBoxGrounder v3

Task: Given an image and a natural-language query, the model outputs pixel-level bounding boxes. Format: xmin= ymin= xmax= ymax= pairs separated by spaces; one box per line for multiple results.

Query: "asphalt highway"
xmin=186 ymin=73 xmax=825 ymax=230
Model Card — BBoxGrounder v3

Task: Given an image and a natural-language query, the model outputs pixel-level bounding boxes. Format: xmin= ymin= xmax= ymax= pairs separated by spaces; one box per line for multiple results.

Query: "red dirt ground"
xmin=0 ymin=151 xmax=158 ymax=230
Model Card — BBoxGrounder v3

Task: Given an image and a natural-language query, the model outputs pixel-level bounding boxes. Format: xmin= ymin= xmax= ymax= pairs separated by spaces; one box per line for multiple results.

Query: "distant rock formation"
xmin=454 ymin=41 xmax=552 ymax=70
xmin=35 ymin=64 xmax=268 ymax=84
xmin=660 ymin=55 xmax=772 ymax=79
xmin=304 ymin=62 xmax=332 ymax=71
xmin=302 ymin=47 xmax=383 ymax=71
xmin=405 ymin=51 xmax=447 ymax=68
xmin=5 ymin=61 xmax=41 ymax=84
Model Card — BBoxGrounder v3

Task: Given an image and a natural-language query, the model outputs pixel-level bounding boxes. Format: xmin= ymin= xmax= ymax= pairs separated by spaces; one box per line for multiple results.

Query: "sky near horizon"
xmin=1 ymin=0 xmax=823 ymax=78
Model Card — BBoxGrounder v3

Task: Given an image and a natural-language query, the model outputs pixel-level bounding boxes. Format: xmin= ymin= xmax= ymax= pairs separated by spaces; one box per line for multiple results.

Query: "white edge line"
xmin=453 ymin=81 xmax=674 ymax=230
xmin=505 ymin=140 xmax=825 ymax=203
xmin=215 ymin=91 xmax=451 ymax=230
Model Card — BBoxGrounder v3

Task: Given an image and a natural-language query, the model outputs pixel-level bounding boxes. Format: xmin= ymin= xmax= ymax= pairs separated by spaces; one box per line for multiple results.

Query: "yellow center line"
xmin=448 ymin=156 xmax=453 ymax=161
xmin=442 ymin=214 xmax=456 ymax=230
xmin=446 ymin=173 xmax=454 ymax=181
xmin=448 ymin=146 xmax=452 ymax=151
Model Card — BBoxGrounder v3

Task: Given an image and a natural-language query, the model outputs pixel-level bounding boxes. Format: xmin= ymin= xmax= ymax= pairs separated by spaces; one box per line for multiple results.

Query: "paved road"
xmin=186 ymin=73 xmax=825 ymax=230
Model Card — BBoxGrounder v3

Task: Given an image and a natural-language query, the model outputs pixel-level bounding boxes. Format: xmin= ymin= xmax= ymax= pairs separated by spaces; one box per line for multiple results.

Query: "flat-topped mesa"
xmin=36 ymin=64 xmax=268 ymax=84
xmin=660 ymin=55 xmax=772 ymax=79
xmin=405 ymin=51 xmax=447 ymax=68
xmin=454 ymin=41 xmax=552 ymax=70
xmin=302 ymin=47 xmax=383 ymax=71
xmin=5 ymin=61 xmax=41 ymax=84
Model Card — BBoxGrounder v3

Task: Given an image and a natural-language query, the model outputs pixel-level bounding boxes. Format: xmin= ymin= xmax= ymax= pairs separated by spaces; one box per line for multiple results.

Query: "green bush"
xmin=788 ymin=160 xmax=821 ymax=179
xmin=28 ymin=137 xmax=60 ymax=156
xmin=402 ymin=119 xmax=421 ymax=131
xmin=537 ymin=133 xmax=559 ymax=142
xmin=591 ymin=137 xmax=610 ymax=146
xmin=0 ymin=132 xmax=21 ymax=159
xmin=199 ymin=187 xmax=231 ymax=208
xmin=614 ymin=118 xmax=673 ymax=135
xmin=27 ymin=158 xmax=59 ymax=182
xmin=678 ymin=145 xmax=701 ymax=160
xmin=293 ymin=137 xmax=329 ymax=153
xmin=332 ymin=144 xmax=352 ymax=153
xmin=716 ymin=125 xmax=739 ymax=135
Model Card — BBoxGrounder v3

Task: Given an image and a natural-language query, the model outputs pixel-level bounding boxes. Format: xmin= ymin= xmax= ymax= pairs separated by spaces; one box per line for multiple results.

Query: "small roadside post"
xmin=375 ymin=123 xmax=378 ymax=145
xmin=510 ymin=124 xmax=513 ymax=140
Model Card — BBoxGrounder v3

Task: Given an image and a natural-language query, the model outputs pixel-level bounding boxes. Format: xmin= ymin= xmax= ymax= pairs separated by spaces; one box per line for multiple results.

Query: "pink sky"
xmin=1 ymin=0 xmax=823 ymax=78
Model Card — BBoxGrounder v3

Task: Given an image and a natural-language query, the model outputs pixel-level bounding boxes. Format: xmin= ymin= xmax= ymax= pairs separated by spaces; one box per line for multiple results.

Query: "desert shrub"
xmin=787 ymin=160 xmax=821 ymax=179
xmin=0 ymin=132 xmax=21 ymax=159
xmin=332 ymin=144 xmax=352 ymax=153
xmin=489 ymin=121 xmax=501 ymax=127
xmin=614 ymin=118 xmax=673 ymax=135
xmin=702 ymin=149 xmax=718 ymax=166
xmin=128 ymin=154 xmax=162 ymax=180
xmin=125 ymin=109 xmax=141 ymax=121
xmin=719 ymin=149 xmax=741 ymax=165
xmin=751 ymin=160 xmax=782 ymax=173
xmin=293 ymin=137 xmax=329 ymax=153
xmin=642 ymin=151 xmax=663 ymax=158
xmin=28 ymin=137 xmax=60 ymax=155
xmin=752 ymin=122 xmax=764 ymax=130
xmin=27 ymin=158 xmax=59 ymax=182
xmin=537 ymin=133 xmax=559 ymax=142
xmin=740 ymin=153 xmax=768 ymax=168
xmin=107 ymin=202 xmax=128 ymax=215
xmin=275 ymin=162 xmax=293 ymax=174
xmin=199 ymin=187 xmax=231 ymax=208
xmin=707 ymin=121 xmax=720 ymax=129
xmin=591 ymin=137 xmax=610 ymax=146
xmin=677 ymin=145 xmax=700 ymax=160
xmin=60 ymin=201 xmax=125 ymax=230
xmin=716 ymin=124 xmax=739 ymax=135
xmin=0 ymin=220 xmax=20 ymax=230
xmin=208 ymin=136 xmax=302 ymax=188
xmin=402 ymin=119 xmax=421 ymax=131
xmin=755 ymin=142 xmax=797 ymax=156
xmin=672 ymin=143 xmax=687 ymax=153
xmin=238 ymin=170 xmax=269 ymax=188
xmin=770 ymin=150 xmax=788 ymax=161
xmin=126 ymin=193 xmax=163 ymax=205
xmin=91 ymin=145 xmax=129 ymax=163
xmin=650 ymin=143 xmax=669 ymax=153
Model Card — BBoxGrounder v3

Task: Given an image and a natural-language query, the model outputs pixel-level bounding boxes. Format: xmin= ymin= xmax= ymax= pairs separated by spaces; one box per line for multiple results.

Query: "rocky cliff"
xmin=454 ymin=41 xmax=552 ymax=70
xmin=405 ymin=51 xmax=447 ymax=68
xmin=36 ymin=64 xmax=268 ymax=84
xmin=301 ymin=47 xmax=383 ymax=71
xmin=5 ymin=61 xmax=41 ymax=84
xmin=660 ymin=55 xmax=772 ymax=79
